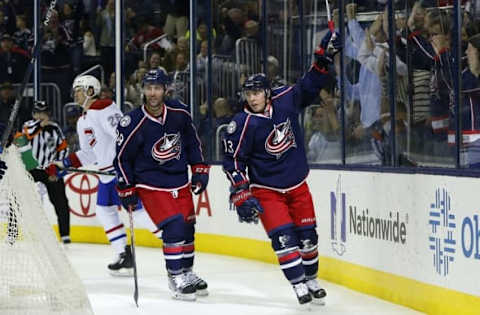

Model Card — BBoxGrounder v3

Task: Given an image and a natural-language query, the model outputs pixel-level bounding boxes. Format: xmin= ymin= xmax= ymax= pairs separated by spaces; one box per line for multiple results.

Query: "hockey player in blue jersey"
xmin=114 ymin=69 xmax=210 ymax=301
xmin=222 ymin=31 xmax=341 ymax=305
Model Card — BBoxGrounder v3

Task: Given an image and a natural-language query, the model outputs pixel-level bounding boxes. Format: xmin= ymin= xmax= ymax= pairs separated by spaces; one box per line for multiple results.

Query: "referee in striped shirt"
xmin=23 ymin=101 xmax=71 ymax=244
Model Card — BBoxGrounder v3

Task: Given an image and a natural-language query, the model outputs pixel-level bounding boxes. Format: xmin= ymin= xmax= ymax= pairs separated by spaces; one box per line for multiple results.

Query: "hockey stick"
xmin=60 ymin=168 xmax=115 ymax=176
xmin=128 ymin=205 xmax=139 ymax=307
xmin=0 ymin=0 xmax=58 ymax=152
xmin=325 ymin=0 xmax=337 ymax=52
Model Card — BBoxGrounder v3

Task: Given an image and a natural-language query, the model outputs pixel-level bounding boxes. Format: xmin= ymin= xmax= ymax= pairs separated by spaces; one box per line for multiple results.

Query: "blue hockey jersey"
xmin=114 ymin=100 xmax=204 ymax=190
xmin=222 ymin=68 xmax=330 ymax=190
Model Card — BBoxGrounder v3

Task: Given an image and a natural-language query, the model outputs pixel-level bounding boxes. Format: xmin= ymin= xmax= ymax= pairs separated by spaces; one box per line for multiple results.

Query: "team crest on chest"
xmin=151 ymin=132 xmax=182 ymax=164
xmin=265 ymin=118 xmax=296 ymax=159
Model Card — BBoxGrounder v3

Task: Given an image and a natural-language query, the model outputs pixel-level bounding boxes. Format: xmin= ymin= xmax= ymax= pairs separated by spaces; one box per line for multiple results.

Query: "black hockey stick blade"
xmin=128 ymin=205 xmax=139 ymax=307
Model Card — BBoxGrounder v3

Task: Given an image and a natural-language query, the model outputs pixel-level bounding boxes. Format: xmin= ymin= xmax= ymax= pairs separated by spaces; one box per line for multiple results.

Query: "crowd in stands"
xmin=0 ymin=0 xmax=478 ymax=167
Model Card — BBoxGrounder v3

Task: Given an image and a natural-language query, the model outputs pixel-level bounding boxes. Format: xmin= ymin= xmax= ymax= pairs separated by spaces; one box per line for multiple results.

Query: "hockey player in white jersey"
xmin=47 ymin=75 xmax=159 ymax=275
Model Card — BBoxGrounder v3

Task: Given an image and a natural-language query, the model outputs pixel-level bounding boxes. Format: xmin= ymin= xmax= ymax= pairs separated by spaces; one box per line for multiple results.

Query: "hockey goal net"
xmin=0 ymin=146 xmax=93 ymax=315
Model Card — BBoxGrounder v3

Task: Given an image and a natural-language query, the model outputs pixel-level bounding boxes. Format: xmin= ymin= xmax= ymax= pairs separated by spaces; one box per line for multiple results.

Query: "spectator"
xmin=96 ymin=0 xmax=115 ymax=79
xmin=127 ymin=16 xmax=163 ymax=52
xmin=0 ymin=1 xmax=16 ymax=35
xmin=126 ymin=67 xmax=148 ymax=107
xmin=83 ymin=30 xmax=97 ymax=56
xmin=13 ymin=14 xmax=33 ymax=52
xmin=100 ymin=85 xmax=114 ymax=100
xmin=41 ymin=11 xmax=72 ymax=104
xmin=175 ymin=52 xmax=188 ymax=72
xmin=63 ymin=104 xmax=82 ymax=153
xmin=162 ymin=36 xmax=189 ymax=73
xmin=218 ymin=7 xmax=246 ymax=55
xmin=185 ymin=20 xmax=217 ymax=54
xmin=306 ymin=80 xmax=341 ymax=163
xmin=148 ymin=51 xmax=162 ymax=70
xmin=266 ymin=55 xmax=287 ymax=88
xmin=0 ymin=34 xmax=29 ymax=84
xmin=0 ymin=82 xmax=30 ymax=131
xmin=59 ymin=2 xmax=84 ymax=74
xmin=162 ymin=0 xmax=188 ymax=39
xmin=448 ymin=33 xmax=480 ymax=167
xmin=196 ymin=40 xmax=209 ymax=75
xmin=213 ymin=97 xmax=233 ymax=127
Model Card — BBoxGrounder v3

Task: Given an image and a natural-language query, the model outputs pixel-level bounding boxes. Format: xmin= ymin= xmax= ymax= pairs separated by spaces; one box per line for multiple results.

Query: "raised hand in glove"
xmin=314 ymin=31 xmax=342 ymax=71
xmin=191 ymin=164 xmax=210 ymax=195
xmin=116 ymin=183 xmax=138 ymax=211
xmin=0 ymin=160 xmax=6 ymax=180
xmin=230 ymin=182 xmax=264 ymax=224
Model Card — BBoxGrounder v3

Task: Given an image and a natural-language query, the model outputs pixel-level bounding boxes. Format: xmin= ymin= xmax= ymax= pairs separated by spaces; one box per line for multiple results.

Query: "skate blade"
xmin=298 ymin=302 xmax=313 ymax=312
xmin=311 ymin=297 xmax=326 ymax=306
xmin=109 ymin=268 xmax=134 ymax=277
xmin=195 ymin=288 xmax=209 ymax=297
xmin=171 ymin=291 xmax=197 ymax=301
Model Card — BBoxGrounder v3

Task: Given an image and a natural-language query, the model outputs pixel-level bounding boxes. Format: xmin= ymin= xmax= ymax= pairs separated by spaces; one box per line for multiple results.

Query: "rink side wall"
xmin=43 ymin=166 xmax=480 ymax=314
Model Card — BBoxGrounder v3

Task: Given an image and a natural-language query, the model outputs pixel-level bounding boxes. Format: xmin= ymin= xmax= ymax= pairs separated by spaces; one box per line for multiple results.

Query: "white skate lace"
xmin=185 ymin=271 xmax=201 ymax=285
xmin=293 ymin=283 xmax=309 ymax=297
xmin=306 ymin=279 xmax=321 ymax=292
xmin=171 ymin=274 xmax=189 ymax=290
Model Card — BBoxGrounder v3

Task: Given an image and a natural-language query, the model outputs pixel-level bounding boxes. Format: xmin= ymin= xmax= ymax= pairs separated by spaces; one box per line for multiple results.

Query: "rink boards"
xmin=41 ymin=166 xmax=480 ymax=314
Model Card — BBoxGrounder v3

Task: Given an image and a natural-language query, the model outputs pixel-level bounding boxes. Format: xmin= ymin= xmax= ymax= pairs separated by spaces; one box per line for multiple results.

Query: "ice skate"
xmin=292 ymin=282 xmax=312 ymax=305
xmin=185 ymin=270 xmax=208 ymax=296
xmin=168 ymin=273 xmax=197 ymax=301
xmin=306 ymin=278 xmax=326 ymax=305
xmin=108 ymin=245 xmax=133 ymax=277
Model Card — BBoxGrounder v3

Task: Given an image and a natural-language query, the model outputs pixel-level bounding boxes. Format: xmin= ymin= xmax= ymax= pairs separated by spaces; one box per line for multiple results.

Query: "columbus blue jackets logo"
xmin=151 ymin=132 xmax=182 ymax=164
xmin=265 ymin=118 xmax=297 ymax=159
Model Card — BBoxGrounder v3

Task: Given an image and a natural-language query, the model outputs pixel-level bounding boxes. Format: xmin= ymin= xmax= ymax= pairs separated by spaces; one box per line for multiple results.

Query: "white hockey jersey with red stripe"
xmin=72 ymin=99 xmax=122 ymax=183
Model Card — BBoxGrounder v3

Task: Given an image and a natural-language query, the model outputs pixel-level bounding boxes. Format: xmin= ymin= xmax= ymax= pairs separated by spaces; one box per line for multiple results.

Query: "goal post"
xmin=0 ymin=146 xmax=93 ymax=315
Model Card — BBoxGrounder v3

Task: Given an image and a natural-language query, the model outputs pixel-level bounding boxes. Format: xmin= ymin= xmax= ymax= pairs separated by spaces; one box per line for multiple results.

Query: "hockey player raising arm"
xmin=114 ymin=69 xmax=210 ymax=301
xmin=47 ymin=75 xmax=158 ymax=276
xmin=222 ymin=31 xmax=341 ymax=305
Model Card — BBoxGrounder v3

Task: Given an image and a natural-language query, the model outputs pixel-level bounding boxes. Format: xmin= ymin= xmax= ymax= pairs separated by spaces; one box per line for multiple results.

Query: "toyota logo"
xmin=65 ymin=173 xmax=99 ymax=217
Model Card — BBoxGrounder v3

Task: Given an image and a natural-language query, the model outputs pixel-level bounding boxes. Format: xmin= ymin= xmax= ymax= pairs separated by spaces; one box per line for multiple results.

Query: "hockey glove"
xmin=116 ymin=184 xmax=138 ymax=211
xmin=0 ymin=160 xmax=6 ymax=180
xmin=230 ymin=182 xmax=264 ymax=224
xmin=314 ymin=31 xmax=342 ymax=71
xmin=191 ymin=164 xmax=210 ymax=195
xmin=45 ymin=163 xmax=67 ymax=179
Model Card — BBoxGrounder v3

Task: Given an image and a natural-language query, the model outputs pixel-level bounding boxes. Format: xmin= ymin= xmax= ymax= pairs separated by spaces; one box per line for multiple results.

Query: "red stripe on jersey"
xmin=278 ymin=251 xmax=301 ymax=264
xmin=301 ymin=250 xmax=318 ymax=260
xmin=183 ymin=244 xmax=194 ymax=252
xmin=105 ymin=224 xmax=124 ymax=234
xmin=163 ymin=246 xmax=183 ymax=254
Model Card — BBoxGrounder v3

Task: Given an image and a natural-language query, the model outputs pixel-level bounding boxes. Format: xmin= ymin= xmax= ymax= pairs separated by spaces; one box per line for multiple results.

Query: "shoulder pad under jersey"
xmin=117 ymin=107 xmax=144 ymax=133
xmin=165 ymin=99 xmax=192 ymax=113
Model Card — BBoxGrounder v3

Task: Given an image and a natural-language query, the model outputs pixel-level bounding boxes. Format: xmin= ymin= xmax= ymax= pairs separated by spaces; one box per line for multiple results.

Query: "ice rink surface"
xmin=66 ymin=243 xmax=423 ymax=315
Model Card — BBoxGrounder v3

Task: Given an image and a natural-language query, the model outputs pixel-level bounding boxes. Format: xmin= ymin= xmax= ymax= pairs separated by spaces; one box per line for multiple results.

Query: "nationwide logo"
xmin=428 ymin=188 xmax=456 ymax=276
xmin=330 ymin=175 xmax=346 ymax=255
xmin=330 ymin=175 xmax=409 ymax=256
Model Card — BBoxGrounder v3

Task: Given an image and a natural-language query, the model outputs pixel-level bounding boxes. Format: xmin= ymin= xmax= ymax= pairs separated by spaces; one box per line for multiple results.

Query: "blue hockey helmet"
xmin=142 ymin=69 xmax=170 ymax=87
xmin=242 ymin=73 xmax=271 ymax=92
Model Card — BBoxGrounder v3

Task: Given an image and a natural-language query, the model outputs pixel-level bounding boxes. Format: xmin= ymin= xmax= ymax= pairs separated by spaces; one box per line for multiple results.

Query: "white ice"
xmin=66 ymin=243 xmax=423 ymax=315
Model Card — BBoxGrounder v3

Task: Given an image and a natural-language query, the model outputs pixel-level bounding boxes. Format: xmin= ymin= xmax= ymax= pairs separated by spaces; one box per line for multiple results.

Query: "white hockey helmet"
xmin=72 ymin=75 xmax=101 ymax=98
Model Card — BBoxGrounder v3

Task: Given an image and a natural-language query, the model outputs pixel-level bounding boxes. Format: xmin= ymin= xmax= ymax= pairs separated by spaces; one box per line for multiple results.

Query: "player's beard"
xmin=146 ymin=96 xmax=164 ymax=116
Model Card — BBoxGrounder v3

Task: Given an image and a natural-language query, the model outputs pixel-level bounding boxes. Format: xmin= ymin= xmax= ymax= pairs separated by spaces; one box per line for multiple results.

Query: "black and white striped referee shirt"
xmin=22 ymin=120 xmax=69 ymax=168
